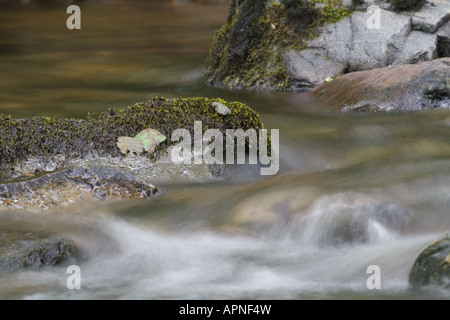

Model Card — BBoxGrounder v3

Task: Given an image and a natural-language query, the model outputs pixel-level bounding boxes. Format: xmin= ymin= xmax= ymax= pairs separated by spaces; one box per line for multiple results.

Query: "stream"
xmin=0 ymin=0 xmax=449 ymax=299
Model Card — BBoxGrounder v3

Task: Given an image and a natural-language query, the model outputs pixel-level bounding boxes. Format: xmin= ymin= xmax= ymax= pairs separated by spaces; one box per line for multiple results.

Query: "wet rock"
xmin=0 ymin=97 xmax=263 ymax=179
xmin=0 ymin=231 xmax=75 ymax=271
xmin=205 ymin=0 xmax=449 ymax=91
xmin=310 ymin=58 xmax=450 ymax=112
xmin=0 ymin=167 xmax=157 ymax=211
xmin=409 ymin=237 xmax=450 ymax=288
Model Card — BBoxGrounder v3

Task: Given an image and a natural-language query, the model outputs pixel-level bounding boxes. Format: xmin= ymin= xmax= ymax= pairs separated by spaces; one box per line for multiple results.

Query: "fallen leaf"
xmin=117 ymin=136 xmax=144 ymax=156
xmin=134 ymin=128 xmax=167 ymax=153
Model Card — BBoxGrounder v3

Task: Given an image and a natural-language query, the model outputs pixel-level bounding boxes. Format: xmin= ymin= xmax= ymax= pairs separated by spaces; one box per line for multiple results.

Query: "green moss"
xmin=314 ymin=0 xmax=352 ymax=24
xmin=204 ymin=0 xmax=352 ymax=91
xmin=0 ymin=97 xmax=264 ymax=176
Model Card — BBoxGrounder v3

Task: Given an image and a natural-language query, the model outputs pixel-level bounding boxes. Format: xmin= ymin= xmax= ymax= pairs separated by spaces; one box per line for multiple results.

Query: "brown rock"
xmin=311 ymin=58 xmax=450 ymax=112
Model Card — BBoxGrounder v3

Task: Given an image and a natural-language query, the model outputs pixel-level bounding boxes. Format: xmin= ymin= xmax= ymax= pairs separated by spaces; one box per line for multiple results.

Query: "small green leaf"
xmin=134 ymin=128 xmax=167 ymax=153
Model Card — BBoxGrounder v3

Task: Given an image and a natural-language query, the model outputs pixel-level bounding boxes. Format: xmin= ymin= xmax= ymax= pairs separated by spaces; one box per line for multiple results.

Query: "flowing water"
xmin=1 ymin=0 xmax=450 ymax=299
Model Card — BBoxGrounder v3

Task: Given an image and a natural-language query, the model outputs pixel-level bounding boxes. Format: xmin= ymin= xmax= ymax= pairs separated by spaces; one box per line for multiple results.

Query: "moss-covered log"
xmin=0 ymin=97 xmax=264 ymax=174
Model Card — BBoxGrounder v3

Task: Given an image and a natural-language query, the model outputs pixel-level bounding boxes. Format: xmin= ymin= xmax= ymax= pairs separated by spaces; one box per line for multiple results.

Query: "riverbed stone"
xmin=310 ymin=57 xmax=450 ymax=112
xmin=0 ymin=231 xmax=75 ymax=271
xmin=409 ymin=237 xmax=450 ymax=288
xmin=0 ymin=167 xmax=157 ymax=211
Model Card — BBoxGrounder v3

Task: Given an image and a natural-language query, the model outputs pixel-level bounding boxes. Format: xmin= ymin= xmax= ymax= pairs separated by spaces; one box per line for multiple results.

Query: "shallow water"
xmin=1 ymin=0 xmax=450 ymax=299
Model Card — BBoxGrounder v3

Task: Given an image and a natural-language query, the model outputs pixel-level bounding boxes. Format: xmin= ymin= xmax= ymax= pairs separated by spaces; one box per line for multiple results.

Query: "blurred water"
xmin=1 ymin=0 xmax=450 ymax=300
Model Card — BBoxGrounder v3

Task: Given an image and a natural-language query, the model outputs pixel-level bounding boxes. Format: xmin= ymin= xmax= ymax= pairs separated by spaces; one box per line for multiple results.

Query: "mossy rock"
xmin=0 ymin=97 xmax=264 ymax=178
xmin=204 ymin=0 xmax=352 ymax=91
xmin=0 ymin=231 xmax=76 ymax=271
xmin=409 ymin=238 xmax=450 ymax=288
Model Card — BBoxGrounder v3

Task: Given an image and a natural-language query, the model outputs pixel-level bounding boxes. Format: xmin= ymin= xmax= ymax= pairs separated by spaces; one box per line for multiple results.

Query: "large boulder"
xmin=205 ymin=0 xmax=450 ymax=91
xmin=310 ymin=58 xmax=450 ymax=112
xmin=409 ymin=237 xmax=450 ymax=288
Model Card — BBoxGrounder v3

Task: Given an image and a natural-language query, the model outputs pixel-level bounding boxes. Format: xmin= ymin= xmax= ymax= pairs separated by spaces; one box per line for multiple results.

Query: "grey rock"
xmin=206 ymin=0 xmax=449 ymax=91
xmin=349 ymin=10 xmax=411 ymax=68
xmin=311 ymin=58 xmax=450 ymax=112
xmin=412 ymin=0 xmax=450 ymax=33
xmin=287 ymin=9 xmax=413 ymax=86
xmin=212 ymin=101 xmax=231 ymax=116
xmin=284 ymin=49 xmax=346 ymax=88
xmin=393 ymin=31 xmax=438 ymax=64
xmin=284 ymin=6 xmax=450 ymax=88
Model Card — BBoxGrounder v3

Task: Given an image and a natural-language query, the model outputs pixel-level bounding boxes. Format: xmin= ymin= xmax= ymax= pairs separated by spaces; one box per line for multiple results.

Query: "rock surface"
xmin=0 ymin=231 xmax=75 ymax=271
xmin=411 ymin=0 xmax=450 ymax=33
xmin=0 ymin=167 xmax=157 ymax=211
xmin=287 ymin=1 xmax=449 ymax=88
xmin=409 ymin=237 xmax=450 ymax=288
xmin=205 ymin=0 xmax=450 ymax=91
xmin=310 ymin=58 xmax=450 ymax=112
xmin=0 ymin=97 xmax=264 ymax=180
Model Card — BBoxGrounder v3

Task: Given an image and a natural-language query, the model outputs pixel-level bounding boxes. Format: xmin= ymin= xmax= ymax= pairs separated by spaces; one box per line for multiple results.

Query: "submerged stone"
xmin=0 ymin=167 xmax=157 ymax=211
xmin=409 ymin=237 xmax=450 ymax=288
xmin=0 ymin=231 xmax=75 ymax=271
